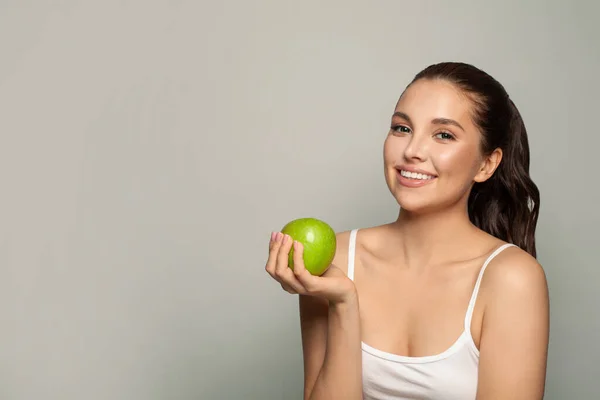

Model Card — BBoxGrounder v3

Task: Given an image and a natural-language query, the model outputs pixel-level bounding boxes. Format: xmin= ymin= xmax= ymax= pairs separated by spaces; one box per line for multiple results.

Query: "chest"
xmin=354 ymin=259 xmax=483 ymax=358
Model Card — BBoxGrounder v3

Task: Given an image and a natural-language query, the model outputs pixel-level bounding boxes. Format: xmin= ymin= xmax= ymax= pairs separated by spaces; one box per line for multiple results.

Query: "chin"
xmin=394 ymin=186 xmax=469 ymax=217
xmin=386 ymin=183 xmax=433 ymax=215
xmin=396 ymin=196 xmax=437 ymax=215
xmin=389 ymin=182 xmax=448 ymax=215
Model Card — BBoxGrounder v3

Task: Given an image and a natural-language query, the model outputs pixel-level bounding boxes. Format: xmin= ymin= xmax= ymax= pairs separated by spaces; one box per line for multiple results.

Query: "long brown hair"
xmin=410 ymin=62 xmax=540 ymax=257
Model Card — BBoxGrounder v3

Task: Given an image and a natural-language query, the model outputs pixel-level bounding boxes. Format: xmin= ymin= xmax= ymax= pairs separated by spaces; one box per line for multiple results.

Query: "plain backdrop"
xmin=1 ymin=1 xmax=598 ymax=399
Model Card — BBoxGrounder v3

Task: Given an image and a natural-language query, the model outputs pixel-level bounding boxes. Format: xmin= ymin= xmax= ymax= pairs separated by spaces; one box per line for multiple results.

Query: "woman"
xmin=265 ymin=62 xmax=549 ymax=400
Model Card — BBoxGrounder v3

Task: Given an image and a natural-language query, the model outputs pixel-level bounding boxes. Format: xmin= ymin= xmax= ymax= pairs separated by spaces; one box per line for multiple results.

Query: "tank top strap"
xmin=464 ymin=243 xmax=517 ymax=331
xmin=347 ymin=229 xmax=358 ymax=281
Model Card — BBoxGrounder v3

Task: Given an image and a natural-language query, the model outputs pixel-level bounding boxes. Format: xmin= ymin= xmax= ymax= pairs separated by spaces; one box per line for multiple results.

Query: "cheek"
xmin=434 ymin=145 xmax=479 ymax=177
xmin=383 ymin=136 xmax=405 ymax=163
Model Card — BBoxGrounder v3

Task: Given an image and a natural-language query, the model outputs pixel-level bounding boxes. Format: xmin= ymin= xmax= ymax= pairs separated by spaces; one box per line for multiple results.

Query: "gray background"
xmin=1 ymin=1 xmax=598 ymax=399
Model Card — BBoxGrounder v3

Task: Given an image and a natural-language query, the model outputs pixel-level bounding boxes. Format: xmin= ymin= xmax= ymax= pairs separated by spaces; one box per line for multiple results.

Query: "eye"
xmin=435 ymin=131 xmax=455 ymax=140
xmin=392 ymin=125 xmax=411 ymax=135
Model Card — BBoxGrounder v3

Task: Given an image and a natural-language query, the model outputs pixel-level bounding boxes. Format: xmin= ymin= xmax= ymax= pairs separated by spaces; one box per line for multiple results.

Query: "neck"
xmin=389 ymin=204 xmax=478 ymax=269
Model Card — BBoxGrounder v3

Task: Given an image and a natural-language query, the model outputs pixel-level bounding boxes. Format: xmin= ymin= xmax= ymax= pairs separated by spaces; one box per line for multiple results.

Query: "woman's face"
xmin=383 ymin=78 xmax=498 ymax=214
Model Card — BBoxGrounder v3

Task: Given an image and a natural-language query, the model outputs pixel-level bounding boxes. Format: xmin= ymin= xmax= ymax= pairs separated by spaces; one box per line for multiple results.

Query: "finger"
xmin=275 ymin=234 xmax=293 ymax=275
xmin=276 ymin=260 xmax=307 ymax=293
xmin=281 ymin=274 xmax=306 ymax=294
xmin=268 ymin=231 xmax=276 ymax=251
xmin=273 ymin=235 xmax=307 ymax=293
xmin=291 ymin=240 xmax=305 ymax=271
xmin=265 ymin=232 xmax=283 ymax=275
xmin=280 ymin=283 xmax=297 ymax=294
xmin=292 ymin=240 xmax=319 ymax=291
xmin=270 ymin=265 xmax=305 ymax=294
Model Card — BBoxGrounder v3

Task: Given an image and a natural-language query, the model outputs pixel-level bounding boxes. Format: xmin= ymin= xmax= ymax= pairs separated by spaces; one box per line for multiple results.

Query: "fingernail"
xmin=276 ymin=232 xmax=282 ymax=242
xmin=283 ymin=234 xmax=289 ymax=244
xmin=270 ymin=232 xmax=276 ymax=242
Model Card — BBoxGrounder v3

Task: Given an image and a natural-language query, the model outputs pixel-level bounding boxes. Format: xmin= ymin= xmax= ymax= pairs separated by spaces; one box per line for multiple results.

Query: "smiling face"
xmin=383 ymin=78 xmax=502 ymax=214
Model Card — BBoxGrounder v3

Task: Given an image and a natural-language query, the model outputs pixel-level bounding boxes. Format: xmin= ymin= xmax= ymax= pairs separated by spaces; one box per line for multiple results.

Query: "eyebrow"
xmin=392 ymin=112 xmax=465 ymax=132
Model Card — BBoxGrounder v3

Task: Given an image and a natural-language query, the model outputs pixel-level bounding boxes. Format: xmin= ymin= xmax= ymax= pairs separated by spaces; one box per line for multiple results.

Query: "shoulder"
xmin=476 ymin=245 xmax=550 ymax=397
xmin=478 ymin=244 xmax=549 ymax=336
xmin=481 ymin=245 xmax=548 ymax=298
xmin=331 ymin=225 xmax=386 ymax=275
xmin=332 ymin=224 xmax=389 ymax=273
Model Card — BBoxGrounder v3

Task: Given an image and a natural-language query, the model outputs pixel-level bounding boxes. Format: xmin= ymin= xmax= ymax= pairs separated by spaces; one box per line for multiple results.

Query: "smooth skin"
xmin=265 ymin=232 xmax=361 ymax=400
xmin=266 ymin=79 xmax=549 ymax=400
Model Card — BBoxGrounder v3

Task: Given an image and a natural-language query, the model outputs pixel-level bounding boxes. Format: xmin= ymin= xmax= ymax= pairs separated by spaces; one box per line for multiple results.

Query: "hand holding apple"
xmin=264 ymin=218 xmax=356 ymax=304
xmin=281 ymin=217 xmax=336 ymax=276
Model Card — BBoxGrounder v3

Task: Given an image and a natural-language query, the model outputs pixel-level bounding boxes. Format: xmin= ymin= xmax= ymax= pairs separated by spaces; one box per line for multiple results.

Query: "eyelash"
xmin=391 ymin=125 xmax=456 ymax=141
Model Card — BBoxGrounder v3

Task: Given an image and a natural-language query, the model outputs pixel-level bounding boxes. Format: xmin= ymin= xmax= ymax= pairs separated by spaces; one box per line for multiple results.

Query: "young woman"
xmin=265 ymin=62 xmax=549 ymax=400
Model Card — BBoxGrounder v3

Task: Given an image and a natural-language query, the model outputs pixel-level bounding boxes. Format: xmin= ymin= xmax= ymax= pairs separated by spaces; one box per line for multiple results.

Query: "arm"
xmin=298 ymin=231 xmax=363 ymax=400
xmin=476 ymin=249 xmax=550 ymax=399
xmin=265 ymin=230 xmax=363 ymax=399
xmin=299 ymin=290 xmax=362 ymax=400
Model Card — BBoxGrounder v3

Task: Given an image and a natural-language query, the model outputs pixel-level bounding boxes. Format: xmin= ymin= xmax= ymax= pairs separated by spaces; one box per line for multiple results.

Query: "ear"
xmin=474 ymin=148 xmax=503 ymax=183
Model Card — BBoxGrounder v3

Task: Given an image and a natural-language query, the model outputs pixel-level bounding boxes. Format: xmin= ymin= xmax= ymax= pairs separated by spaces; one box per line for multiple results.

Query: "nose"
xmin=403 ymin=133 xmax=428 ymax=162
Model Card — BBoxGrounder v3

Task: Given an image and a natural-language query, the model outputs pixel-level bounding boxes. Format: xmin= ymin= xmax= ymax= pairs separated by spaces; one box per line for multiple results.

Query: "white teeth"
xmin=400 ymin=170 xmax=434 ymax=180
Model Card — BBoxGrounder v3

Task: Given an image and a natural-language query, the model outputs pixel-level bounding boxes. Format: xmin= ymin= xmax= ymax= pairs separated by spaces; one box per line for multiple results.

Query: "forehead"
xmin=396 ymin=79 xmax=475 ymax=127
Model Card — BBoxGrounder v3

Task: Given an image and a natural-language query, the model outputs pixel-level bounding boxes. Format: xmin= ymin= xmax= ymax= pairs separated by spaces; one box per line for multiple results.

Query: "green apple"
xmin=281 ymin=217 xmax=336 ymax=276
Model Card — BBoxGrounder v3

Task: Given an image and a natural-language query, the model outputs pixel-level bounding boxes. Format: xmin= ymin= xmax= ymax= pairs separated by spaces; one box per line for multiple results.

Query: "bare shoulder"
xmin=481 ymin=245 xmax=548 ymax=298
xmin=478 ymin=244 xmax=550 ymax=340
xmin=476 ymin=245 xmax=550 ymax=398
xmin=347 ymin=224 xmax=391 ymax=252
xmin=330 ymin=225 xmax=387 ymax=275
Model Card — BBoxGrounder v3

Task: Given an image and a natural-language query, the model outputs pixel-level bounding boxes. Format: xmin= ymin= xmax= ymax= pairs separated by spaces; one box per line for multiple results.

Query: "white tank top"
xmin=347 ymin=229 xmax=515 ymax=400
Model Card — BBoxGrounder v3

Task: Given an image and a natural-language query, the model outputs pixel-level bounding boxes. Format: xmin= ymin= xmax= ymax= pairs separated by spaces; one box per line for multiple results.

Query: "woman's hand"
xmin=265 ymin=232 xmax=356 ymax=304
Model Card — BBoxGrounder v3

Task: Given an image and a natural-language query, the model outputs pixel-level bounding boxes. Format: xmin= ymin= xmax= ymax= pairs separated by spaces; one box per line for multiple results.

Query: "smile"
xmin=395 ymin=168 xmax=437 ymax=188
xmin=399 ymin=170 xmax=436 ymax=180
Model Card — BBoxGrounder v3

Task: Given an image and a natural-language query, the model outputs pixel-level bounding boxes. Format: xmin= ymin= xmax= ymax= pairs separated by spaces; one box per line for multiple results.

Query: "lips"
xmin=398 ymin=169 xmax=436 ymax=180
xmin=395 ymin=167 xmax=437 ymax=188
